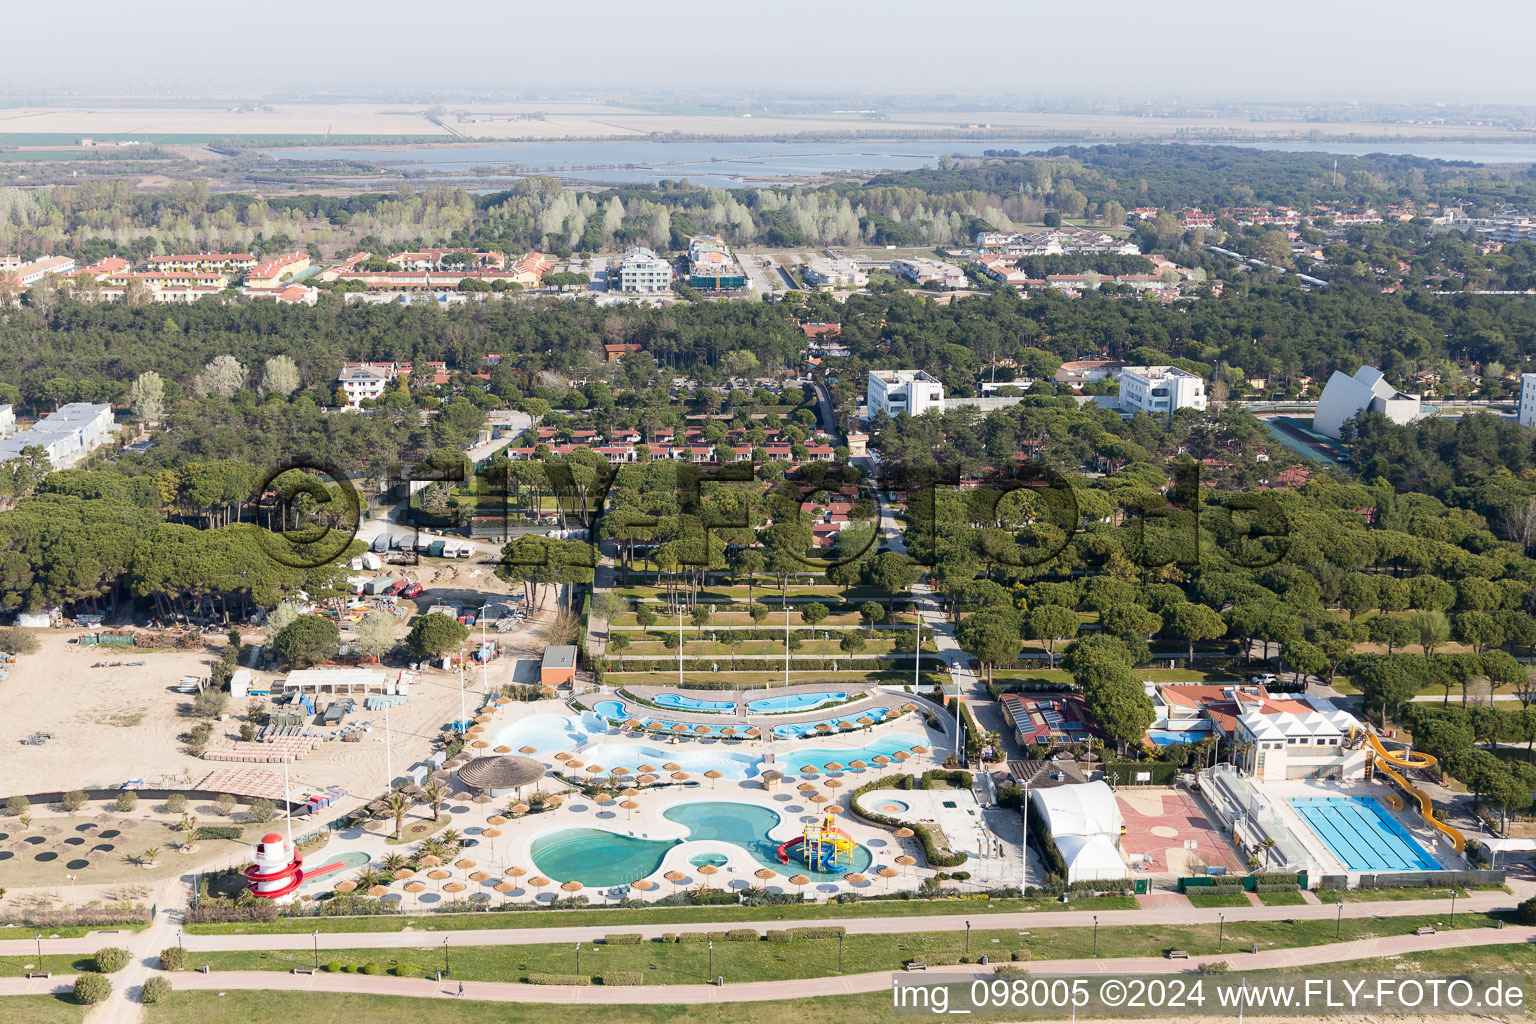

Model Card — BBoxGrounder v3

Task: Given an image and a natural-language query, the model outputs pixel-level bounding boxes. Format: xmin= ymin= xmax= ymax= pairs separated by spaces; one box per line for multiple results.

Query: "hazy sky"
xmin=6 ymin=0 xmax=1536 ymax=103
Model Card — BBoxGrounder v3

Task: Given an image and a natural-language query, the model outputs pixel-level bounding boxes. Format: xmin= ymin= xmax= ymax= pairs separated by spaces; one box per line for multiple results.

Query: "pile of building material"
xmin=194 ymin=767 xmax=288 ymax=799
xmin=133 ymin=630 xmax=204 ymax=650
xmin=202 ymin=734 xmax=323 ymax=763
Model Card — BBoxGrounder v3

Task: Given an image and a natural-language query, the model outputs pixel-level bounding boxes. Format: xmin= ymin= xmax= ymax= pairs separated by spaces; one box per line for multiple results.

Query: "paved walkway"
xmin=3 ymin=889 xmax=1510 ymax=959
xmin=7 ymin=925 xmax=1530 ymax=1007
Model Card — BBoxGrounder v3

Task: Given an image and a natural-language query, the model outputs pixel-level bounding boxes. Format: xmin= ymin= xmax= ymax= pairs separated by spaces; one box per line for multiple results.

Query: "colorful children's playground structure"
xmin=777 ymin=812 xmax=856 ymax=872
xmin=1350 ymin=727 xmax=1467 ymax=853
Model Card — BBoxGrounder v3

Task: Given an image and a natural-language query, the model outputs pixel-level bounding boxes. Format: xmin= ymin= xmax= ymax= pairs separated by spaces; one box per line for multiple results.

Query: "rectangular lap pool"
xmin=1287 ymin=795 xmax=1440 ymax=872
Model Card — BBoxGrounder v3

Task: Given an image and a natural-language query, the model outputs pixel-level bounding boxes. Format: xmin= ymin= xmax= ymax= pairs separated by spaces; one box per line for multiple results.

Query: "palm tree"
xmin=141 ymin=847 xmax=160 ymax=867
xmin=382 ymin=852 xmax=409 ymax=875
xmin=422 ymin=781 xmax=447 ymax=822
xmin=1259 ymin=837 xmax=1277 ymax=869
xmin=386 ymin=789 xmax=410 ymax=841
xmin=356 ymin=868 xmax=385 ymax=890
xmin=440 ymin=828 xmax=463 ymax=849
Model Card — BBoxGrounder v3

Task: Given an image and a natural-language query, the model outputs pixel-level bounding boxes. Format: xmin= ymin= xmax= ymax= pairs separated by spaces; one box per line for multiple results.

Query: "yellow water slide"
xmin=1352 ymin=728 xmax=1466 ymax=853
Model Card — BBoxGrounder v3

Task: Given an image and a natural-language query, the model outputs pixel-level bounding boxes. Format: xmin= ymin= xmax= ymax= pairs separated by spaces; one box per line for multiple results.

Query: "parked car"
xmin=399 ymin=583 xmax=424 ymax=599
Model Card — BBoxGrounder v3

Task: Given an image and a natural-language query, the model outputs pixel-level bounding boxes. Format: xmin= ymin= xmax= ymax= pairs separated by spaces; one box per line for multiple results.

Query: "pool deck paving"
xmin=6 ymin=924 xmax=1533 ymax=1005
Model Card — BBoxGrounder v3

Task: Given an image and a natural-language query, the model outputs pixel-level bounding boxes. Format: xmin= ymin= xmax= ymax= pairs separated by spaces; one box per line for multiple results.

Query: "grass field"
xmin=1315 ymin=887 xmax=1471 ymax=904
xmin=182 ymin=911 xmax=1510 ymax=985
xmin=185 ymin=896 xmax=1139 ymax=936
xmin=138 ymin=990 xmax=920 ymax=1024
xmin=1255 ymin=890 xmax=1308 ymax=906
xmin=1184 ymin=892 xmax=1253 ymax=909
xmin=0 ymin=995 xmax=86 ymax=1024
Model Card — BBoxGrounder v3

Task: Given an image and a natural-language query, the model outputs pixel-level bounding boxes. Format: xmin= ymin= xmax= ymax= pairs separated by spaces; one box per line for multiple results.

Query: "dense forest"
xmin=8 ymin=145 xmax=1536 ymax=258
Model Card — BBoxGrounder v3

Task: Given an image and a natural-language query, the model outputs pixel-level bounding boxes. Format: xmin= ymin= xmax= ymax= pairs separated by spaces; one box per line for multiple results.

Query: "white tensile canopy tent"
xmin=1055 ymin=833 xmax=1129 ymax=883
xmin=1030 ymin=780 xmax=1124 ymax=842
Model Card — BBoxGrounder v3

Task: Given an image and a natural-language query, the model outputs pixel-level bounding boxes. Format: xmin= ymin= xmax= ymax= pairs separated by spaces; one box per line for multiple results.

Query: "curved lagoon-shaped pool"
xmin=529 ymin=828 xmax=676 ymax=887
xmin=530 ymin=802 xmax=873 ymax=886
xmin=747 ymin=691 xmax=848 ymax=714
xmin=653 ymin=693 xmax=737 ymax=713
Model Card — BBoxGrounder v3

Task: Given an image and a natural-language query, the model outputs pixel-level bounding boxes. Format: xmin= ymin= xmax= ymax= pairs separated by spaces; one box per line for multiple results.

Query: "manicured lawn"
xmin=1315 ymin=886 xmax=1469 ymax=903
xmin=187 ymin=910 xmax=1509 ymax=985
xmin=186 ymin=896 xmax=1138 ymax=936
xmin=1255 ymin=890 xmax=1307 ymax=906
xmin=0 ymin=954 xmax=98 ymax=979
xmin=600 ymin=671 xmax=892 ymax=686
xmin=384 ymin=815 xmax=451 ymax=846
xmin=0 ymin=995 xmax=86 ymax=1024
xmin=1184 ymin=892 xmax=1253 ymax=909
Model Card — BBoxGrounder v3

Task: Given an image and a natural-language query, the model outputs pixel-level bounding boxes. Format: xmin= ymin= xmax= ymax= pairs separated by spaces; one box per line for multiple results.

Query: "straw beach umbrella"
xmin=696 ymin=863 xmax=720 ymax=891
xmin=554 ymin=752 xmax=574 ymax=762
xmin=426 ymin=868 xmax=451 ymax=891
xmin=528 ymin=875 xmax=551 ymax=897
xmin=753 ymin=867 xmax=777 ymax=885
xmin=403 ymin=880 xmax=426 ymax=907
xmin=493 ymin=881 xmax=514 ymax=896
xmin=469 ymin=870 xmax=491 ymax=884
xmin=670 ymin=771 xmax=691 ymax=783
xmin=877 ymin=865 xmax=900 ymax=890
xmin=454 ymin=858 xmax=478 ymax=870
xmin=560 ymin=880 xmax=584 ymax=898
xmin=620 ymin=799 xmax=639 ymax=819
xmin=442 ymin=881 xmax=465 ymax=898
xmin=367 ymin=884 xmax=389 ymax=898
xmin=843 ymin=872 xmax=866 ymax=887
xmin=419 ymin=854 xmax=443 ymax=868
xmin=334 ymin=880 xmax=357 ymax=894
xmin=504 ymin=866 xmax=527 ymax=881
xmin=663 ymin=763 xmax=681 ymax=771
xmin=895 ymin=854 xmax=917 ymax=877
xmin=663 ymin=870 xmax=686 ymax=893
xmin=704 ymin=769 xmax=723 ymax=789
xmin=510 ymin=803 xmax=530 ymax=816
xmin=789 ymin=873 xmax=810 ymax=897
xmin=493 ymin=745 xmax=512 ymax=754
xmin=823 ymin=762 xmax=843 ymax=772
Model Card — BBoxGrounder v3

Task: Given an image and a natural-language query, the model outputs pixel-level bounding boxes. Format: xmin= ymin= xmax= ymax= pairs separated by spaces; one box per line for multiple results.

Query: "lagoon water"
xmin=267 ymin=137 xmax=1536 ymax=189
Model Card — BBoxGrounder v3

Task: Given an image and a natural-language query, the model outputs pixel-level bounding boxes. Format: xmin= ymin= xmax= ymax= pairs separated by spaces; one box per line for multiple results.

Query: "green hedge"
xmin=849 ymin=772 xmax=968 ymax=868
xmin=1102 ymin=761 xmax=1178 ymax=786
xmin=603 ymin=933 xmax=642 ymax=945
xmin=140 ymin=976 xmax=172 ymax=1004
xmin=93 ymin=947 xmax=130 ymax=973
xmin=73 ymin=974 xmax=111 ymax=1005
xmin=159 ymin=947 xmax=185 ymax=971
xmin=1025 ymin=797 xmax=1067 ymax=882
xmin=602 ymin=972 xmax=643 ymax=986
xmin=529 ymin=974 xmax=591 ymax=986
xmin=766 ymin=925 xmax=846 ymax=941
xmin=193 ymin=825 xmax=244 ymax=841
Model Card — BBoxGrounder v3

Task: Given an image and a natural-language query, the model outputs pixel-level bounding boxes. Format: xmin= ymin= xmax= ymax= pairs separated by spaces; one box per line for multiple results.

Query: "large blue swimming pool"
xmin=747 ymin=691 xmax=848 ymax=714
xmin=1288 ymin=796 xmax=1439 ymax=872
xmin=653 ymin=693 xmax=737 ymax=713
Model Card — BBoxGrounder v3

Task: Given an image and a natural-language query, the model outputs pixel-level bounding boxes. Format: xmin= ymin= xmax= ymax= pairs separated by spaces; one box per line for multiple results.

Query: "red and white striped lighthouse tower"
xmin=244 ymin=832 xmax=303 ymax=901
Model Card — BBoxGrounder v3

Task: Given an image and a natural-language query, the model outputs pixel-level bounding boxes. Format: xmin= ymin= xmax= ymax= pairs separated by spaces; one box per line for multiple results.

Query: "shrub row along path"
xmin=5 ymin=926 xmax=1534 ymax=1006
xmin=0 ymin=889 xmax=1516 ymax=958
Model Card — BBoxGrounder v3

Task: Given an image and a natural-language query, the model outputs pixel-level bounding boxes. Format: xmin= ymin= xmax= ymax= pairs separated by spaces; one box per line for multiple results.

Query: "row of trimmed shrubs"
xmin=73 ymin=946 xmax=171 ymax=1006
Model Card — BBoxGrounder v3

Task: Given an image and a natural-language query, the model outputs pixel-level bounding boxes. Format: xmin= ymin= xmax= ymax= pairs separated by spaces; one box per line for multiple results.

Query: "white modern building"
xmin=1312 ymin=365 xmax=1422 ymax=439
xmin=0 ymin=402 xmax=115 ymax=468
xmin=0 ymin=405 xmax=15 ymax=436
xmin=1520 ymin=373 xmax=1536 ymax=428
xmin=801 ymin=256 xmax=868 ymax=290
xmin=616 ymin=247 xmax=672 ymax=293
xmin=868 ymin=370 xmax=945 ymax=419
xmin=1235 ymin=694 xmax=1367 ymax=782
xmin=337 ymin=363 xmax=398 ymax=408
xmin=1117 ymin=365 xmax=1207 ymax=416
xmin=891 ymin=258 xmax=966 ymax=289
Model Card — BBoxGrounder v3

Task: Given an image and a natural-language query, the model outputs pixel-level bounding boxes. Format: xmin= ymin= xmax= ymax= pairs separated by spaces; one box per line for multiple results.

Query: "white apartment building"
xmin=891 ymin=258 xmax=966 ymax=289
xmin=0 ymin=403 xmax=115 ymax=468
xmin=337 ymin=364 xmax=399 ymax=408
xmin=1117 ymin=365 xmax=1207 ymax=416
xmin=0 ymin=405 xmax=14 ymax=436
xmin=1520 ymin=373 xmax=1536 ymax=428
xmin=14 ymin=256 xmax=77 ymax=287
xmin=868 ymin=370 xmax=945 ymax=419
xmin=617 ymin=247 xmax=672 ymax=292
xmin=801 ymin=256 xmax=868 ymax=289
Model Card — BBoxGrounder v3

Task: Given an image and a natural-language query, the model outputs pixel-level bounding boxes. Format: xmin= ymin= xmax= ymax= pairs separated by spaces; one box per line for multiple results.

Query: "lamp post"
xmin=965 ymin=919 xmax=971 ymax=956
xmin=838 ymin=932 xmax=844 ymax=974
xmin=1092 ymin=915 xmax=1098 ymax=957
xmin=312 ymin=929 xmax=319 ymax=971
xmin=575 ymin=942 xmax=581 ymax=977
xmin=65 ymin=874 xmax=77 ymax=921
xmin=35 ymin=934 xmax=41 ymax=974
xmin=178 ymin=929 xmax=184 ymax=953
xmin=708 ymin=939 xmax=714 ymax=977
xmin=1336 ymin=902 xmax=1343 ymax=941
xmin=1450 ymin=890 xmax=1456 ymax=928
xmin=443 ymin=936 xmax=450 ymax=977
xmin=1218 ymin=913 xmax=1224 ymax=953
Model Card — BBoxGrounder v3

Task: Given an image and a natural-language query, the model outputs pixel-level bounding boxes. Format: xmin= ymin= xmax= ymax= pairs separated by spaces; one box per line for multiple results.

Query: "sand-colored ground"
xmin=0 ymin=560 xmax=565 ymax=809
xmin=1 ymin=103 xmax=1529 ymax=142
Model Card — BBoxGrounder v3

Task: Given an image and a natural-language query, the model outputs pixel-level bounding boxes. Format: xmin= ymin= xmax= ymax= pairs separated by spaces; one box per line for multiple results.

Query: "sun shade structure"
xmin=456 ymin=755 xmax=546 ymax=795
